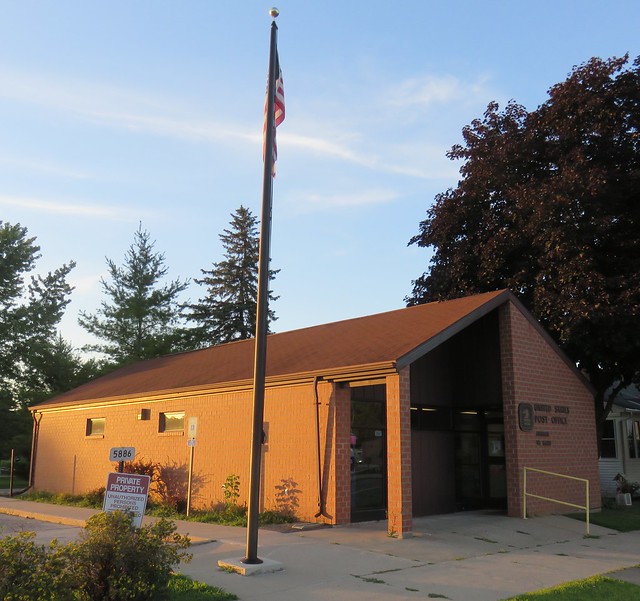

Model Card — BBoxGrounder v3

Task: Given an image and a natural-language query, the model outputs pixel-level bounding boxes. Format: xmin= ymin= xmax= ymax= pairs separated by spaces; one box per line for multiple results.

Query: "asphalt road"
xmin=0 ymin=512 xmax=82 ymax=546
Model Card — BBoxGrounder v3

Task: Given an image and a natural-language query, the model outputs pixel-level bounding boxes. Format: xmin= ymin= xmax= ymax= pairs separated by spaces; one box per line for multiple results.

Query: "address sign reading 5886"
xmin=109 ymin=447 xmax=135 ymax=462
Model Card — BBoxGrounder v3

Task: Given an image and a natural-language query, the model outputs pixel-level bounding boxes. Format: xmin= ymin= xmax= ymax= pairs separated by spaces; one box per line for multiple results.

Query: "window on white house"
xmin=626 ymin=420 xmax=640 ymax=459
xmin=600 ymin=420 xmax=617 ymax=458
xmin=159 ymin=411 xmax=185 ymax=433
xmin=86 ymin=417 xmax=106 ymax=436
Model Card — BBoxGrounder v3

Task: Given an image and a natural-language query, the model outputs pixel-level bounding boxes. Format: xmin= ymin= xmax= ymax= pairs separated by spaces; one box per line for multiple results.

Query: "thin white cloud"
xmin=0 ymin=194 xmax=145 ymax=220
xmin=280 ymin=131 xmax=375 ymax=167
xmin=0 ymin=66 xmax=484 ymax=183
xmin=83 ymin=110 xmax=256 ymax=145
xmin=280 ymin=128 xmax=457 ymax=181
xmin=389 ymin=74 xmax=463 ymax=108
xmin=0 ymin=67 xmax=255 ymax=147
xmin=290 ymin=188 xmax=401 ymax=211
xmin=0 ymin=154 xmax=92 ymax=180
xmin=387 ymin=72 xmax=496 ymax=111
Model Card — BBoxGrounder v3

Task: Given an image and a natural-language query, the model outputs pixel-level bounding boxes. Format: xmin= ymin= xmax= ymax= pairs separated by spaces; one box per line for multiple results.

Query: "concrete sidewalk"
xmin=1 ymin=496 xmax=639 ymax=601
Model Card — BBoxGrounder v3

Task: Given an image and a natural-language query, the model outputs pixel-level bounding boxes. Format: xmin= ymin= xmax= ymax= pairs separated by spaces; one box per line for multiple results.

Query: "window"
xmin=600 ymin=420 xmax=617 ymax=458
xmin=626 ymin=420 xmax=640 ymax=459
xmin=86 ymin=418 xmax=105 ymax=437
xmin=159 ymin=411 xmax=185 ymax=433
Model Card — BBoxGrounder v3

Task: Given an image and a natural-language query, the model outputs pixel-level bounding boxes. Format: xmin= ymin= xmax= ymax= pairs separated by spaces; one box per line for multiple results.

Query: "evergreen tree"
xmin=0 ymin=221 xmax=76 ymax=458
xmin=186 ymin=205 xmax=278 ymax=347
xmin=79 ymin=224 xmax=189 ymax=365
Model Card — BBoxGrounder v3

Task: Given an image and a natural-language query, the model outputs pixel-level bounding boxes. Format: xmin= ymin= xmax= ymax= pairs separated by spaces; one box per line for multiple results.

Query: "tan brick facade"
xmin=31 ymin=292 xmax=600 ymax=532
xmin=34 ymin=382 xmax=341 ymax=523
xmin=499 ymin=303 xmax=600 ymax=517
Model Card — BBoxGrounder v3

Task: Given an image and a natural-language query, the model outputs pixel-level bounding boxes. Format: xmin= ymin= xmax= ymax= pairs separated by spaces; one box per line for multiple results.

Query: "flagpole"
xmin=243 ymin=9 xmax=279 ymax=565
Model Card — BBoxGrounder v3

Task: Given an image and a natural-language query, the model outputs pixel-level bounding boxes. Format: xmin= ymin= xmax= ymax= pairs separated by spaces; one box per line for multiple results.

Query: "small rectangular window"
xmin=626 ymin=420 xmax=640 ymax=459
xmin=159 ymin=411 xmax=185 ymax=433
xmin=600 ymin=420 xmax=617 ymax=458
xmin=86 ymin=418 xmax=105 ymax=437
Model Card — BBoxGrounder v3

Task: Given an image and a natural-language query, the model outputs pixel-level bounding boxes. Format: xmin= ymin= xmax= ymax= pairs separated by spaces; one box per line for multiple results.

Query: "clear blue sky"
xmin=1 ymin=1 xmax=638 ymax=350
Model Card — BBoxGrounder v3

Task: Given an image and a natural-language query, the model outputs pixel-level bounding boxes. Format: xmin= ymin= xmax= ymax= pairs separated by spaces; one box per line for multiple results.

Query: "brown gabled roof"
xmin=34 ymin=289 xmax=511 ymax=409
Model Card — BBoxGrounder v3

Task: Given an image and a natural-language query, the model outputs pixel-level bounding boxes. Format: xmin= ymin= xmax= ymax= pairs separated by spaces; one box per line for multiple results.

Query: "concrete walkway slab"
xmin=1 ymin=497 xmax=639 ymax=601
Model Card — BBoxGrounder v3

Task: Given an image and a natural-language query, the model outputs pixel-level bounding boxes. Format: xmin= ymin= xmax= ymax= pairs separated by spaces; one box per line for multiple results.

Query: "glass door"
xmin=351 ymin=385 xmax=387 ymax=522
xmin=454 ymin=408 xmax=506 ymax=510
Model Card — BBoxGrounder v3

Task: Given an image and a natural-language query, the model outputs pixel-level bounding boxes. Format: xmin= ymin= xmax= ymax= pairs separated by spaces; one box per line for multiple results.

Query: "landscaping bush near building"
xmin=0 ymin=511 xmax=191 ymax=601
xmin=123 ymin=458 xmax=205 ymax=513
xmin=22 ymin=471 xmax=298 ymax=528
xmin=0 ymin=531 xmax=73 ymax=601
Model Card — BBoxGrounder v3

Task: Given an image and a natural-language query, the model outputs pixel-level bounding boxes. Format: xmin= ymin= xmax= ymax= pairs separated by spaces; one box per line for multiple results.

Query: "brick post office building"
xmin=30 ymin=290 xmax=600 ymax=537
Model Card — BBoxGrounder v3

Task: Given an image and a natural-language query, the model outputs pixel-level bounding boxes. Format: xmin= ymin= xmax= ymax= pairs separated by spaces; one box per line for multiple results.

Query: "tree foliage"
xmin=70 ymin=512 xmax=191 ymax=601
xmin=0 ymin=222 xmax=77 ymax=458
xmin=0 ymin=531 xmax=73 ymax=601
xmin=407 ymin=55 xmax=640 ymax=430
xmin=186 ymin=206 xmax=278 ymax=347
xmin=79 ymin=225 xmax=189 ymax=366
xmin=0 ymin=512 xmax=191 ymax=601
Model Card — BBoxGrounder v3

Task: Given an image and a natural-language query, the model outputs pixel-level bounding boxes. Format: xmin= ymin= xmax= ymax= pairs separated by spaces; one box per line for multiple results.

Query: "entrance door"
xmin=351 ymin=385 xmax=387 ymax=522
xmin=454 ymin=409 xmax=506 ymax=510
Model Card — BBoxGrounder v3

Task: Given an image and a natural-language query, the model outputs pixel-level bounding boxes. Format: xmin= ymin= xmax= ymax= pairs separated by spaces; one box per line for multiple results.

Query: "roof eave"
xmin=31 ymin=361 xmax=398 ymax=413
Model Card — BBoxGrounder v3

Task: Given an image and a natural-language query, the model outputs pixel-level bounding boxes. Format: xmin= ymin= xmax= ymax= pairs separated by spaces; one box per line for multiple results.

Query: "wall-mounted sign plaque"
xmin=518 ymin=403 xmax=534 ymax=432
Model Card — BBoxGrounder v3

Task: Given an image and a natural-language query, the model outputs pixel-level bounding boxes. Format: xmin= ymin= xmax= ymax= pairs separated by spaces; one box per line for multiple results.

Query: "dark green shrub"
xmin=0 ymin=531 xmax=74 ymax=601
xmin=67 ymin=511 xmax=192 ymax=601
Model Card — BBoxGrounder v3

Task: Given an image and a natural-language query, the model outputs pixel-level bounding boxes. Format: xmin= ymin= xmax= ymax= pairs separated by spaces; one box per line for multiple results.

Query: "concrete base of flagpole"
xmin=217 ymin=557 xmax=284 ymax=576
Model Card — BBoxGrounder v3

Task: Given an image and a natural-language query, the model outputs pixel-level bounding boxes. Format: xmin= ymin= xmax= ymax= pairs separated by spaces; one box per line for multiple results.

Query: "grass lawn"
xmin=569 ymin=502 xmax=640 ymax=532
xmin=168 ymin=574 xmax=238 ymax=600
xmin=500 ymin=575 xmax=640 ymax=600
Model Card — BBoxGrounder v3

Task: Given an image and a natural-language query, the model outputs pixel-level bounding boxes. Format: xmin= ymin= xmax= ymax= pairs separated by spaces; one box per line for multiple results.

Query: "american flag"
xmin=264 ymin=51 xmax=285 ymax=177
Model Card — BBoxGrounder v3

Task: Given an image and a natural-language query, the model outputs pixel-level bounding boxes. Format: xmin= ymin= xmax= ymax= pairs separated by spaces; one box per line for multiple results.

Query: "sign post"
xmin=186 ymin=417 xmax=198 ymax=516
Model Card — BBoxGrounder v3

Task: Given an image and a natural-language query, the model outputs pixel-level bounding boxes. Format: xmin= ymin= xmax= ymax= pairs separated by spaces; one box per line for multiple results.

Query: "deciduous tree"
xmin=0 ymin=222 xmax=76 ymax=458
xmin=407 ymin=55 xmax=640 ymax=439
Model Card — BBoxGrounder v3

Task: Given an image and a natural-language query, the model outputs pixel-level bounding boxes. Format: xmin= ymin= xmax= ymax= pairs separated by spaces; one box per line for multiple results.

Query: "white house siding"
xmin=600 ymin=458 xmax=624 ymax=496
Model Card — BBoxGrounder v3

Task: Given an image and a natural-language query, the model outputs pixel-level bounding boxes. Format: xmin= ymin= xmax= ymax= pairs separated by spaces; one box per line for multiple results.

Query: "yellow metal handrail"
xmin=523 ymin=467 xmax=590 ymax=535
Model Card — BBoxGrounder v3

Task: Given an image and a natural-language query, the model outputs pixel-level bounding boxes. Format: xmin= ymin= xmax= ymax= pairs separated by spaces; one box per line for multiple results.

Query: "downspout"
xmin=313 ymin=376 xmax=327 ymax=518
xmin=15 ymin=410 xmax=42 ymax=495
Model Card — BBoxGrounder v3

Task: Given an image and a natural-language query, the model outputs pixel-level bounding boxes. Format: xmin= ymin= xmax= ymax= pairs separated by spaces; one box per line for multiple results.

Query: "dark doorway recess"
xmin=410 ymin=310 xmax=507 ymax=515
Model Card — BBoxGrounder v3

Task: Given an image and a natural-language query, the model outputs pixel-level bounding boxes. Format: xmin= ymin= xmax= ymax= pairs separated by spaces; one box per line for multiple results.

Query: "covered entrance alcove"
xmin=410 ymin=309 xmax=507 ymax=515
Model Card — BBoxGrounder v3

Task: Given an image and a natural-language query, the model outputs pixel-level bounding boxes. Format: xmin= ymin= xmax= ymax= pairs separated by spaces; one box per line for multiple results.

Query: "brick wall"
xmin=499 ymin=302 xmax=600 ymax=517
xmin=33 ymin=380 xmax=344 ymax=524
xmin=332 ymin=383 xmax=352 ymax=524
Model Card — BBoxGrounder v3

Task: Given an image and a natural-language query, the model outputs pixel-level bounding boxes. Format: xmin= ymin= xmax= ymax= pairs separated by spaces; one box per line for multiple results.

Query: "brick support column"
xmin=386 ymin=367 xmax=413 ymax=537
xmin=499 ymin=303 xmax=523 ymax=517
xmin=333 ymin=383 xmax=352 ymax=524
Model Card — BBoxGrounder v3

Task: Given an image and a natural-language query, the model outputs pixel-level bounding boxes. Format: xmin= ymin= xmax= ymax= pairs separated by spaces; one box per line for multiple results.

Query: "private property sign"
xmin=103 ymin=472 xmax=151 ymax=528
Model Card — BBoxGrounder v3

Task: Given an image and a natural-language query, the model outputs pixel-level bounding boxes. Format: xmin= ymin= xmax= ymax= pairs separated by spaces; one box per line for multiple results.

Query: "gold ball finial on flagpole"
xmin=269 ymin=7 xmax=279 ymax=19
